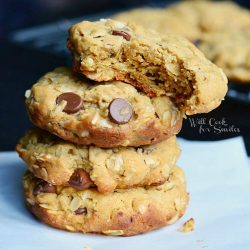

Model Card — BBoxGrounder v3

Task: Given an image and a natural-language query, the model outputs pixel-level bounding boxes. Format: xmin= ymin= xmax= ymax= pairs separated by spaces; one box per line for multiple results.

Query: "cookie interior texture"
xmin=24 ymin=166 xmax=188 ymax=236
xmin=25 ymin=67 xmax=182 ymax=147
xmin=17 ymin=129 xmax=180 ymax=193
xmin=68 ymin=19 xmax=227 ymax=115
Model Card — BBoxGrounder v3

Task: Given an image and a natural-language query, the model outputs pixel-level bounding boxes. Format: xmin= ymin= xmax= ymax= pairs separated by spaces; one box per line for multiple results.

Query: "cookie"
xmin=113 ymin=7 xmax=200 ymax=41
xmin=24 ymin=166 xmax=188 ymax=236
xmin=164 ymin=1 xmax=250 ymax=40
xmin=16 ymin=129 xmax=180 ymax=193
xmin=25 ymin=67 xmax=182 ymax=147
xmin=167 ymin=1 xmax=250 ymax=37
xmin=113 ymin=2 xmax=250 ymax=48
xmin=198 ymin=30 xmax=250 ymax=83
xmin=67 ymin=19 xmax=227 ymax=115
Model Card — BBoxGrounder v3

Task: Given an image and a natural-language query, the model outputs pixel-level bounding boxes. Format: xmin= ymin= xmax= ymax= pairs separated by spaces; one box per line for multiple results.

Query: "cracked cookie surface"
xmin=24 ymin=166 xmax=188 ymax=236
xmin=25 ymin=67 xmax=182 ymax=147
xmin=67 ymin=19 xmax=227 ymax=115
xmin=16 ymin=129 xmax=180 ymax=193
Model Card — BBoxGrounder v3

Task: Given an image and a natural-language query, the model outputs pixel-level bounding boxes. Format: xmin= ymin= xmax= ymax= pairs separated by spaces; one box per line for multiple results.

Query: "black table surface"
xmin=0 ymin=0 xmax=250 ymax=155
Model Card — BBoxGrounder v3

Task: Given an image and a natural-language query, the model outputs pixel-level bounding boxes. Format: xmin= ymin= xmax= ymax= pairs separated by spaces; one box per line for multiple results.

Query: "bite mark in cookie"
xmin=68 ymin=19 xmax=227 ymax=115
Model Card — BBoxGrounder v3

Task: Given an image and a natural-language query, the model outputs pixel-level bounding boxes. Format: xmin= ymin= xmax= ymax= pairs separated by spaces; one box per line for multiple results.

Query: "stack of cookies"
xmin=16 ymin=19 xmax=227 ymax=236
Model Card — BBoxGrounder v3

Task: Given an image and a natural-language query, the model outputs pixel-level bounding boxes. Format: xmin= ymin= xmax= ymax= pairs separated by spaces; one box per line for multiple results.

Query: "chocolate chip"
xmin=108 ymin=98 xmax=133 ymax=124
xmin=69 ymin=168 xmax=94 ymax=190
xmin=117 ymin=211 xmax=124 ymax=217
xmin=112 ymin=30 xmax=131 ymax=41
xmin=56 ymin=92 xmax=83 ymax=114
xmin=74 ymin=207 xmax=87 ymax=215
xmin=193 ymin=39 xmax=201 ymax=47
xmin=33 ymin=180 xmax=56 ymax=196
xmin=151 ymin=179 xmax=165 ymax=186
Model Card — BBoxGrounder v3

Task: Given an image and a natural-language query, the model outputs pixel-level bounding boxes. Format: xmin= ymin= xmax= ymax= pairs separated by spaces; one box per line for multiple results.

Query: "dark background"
xmin=0 ymin=0 xmax=250 ymax=154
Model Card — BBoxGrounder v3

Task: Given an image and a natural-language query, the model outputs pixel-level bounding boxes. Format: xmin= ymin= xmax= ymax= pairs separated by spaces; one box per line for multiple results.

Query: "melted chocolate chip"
xmin=108 ymin=98 xmax=133 ymax=124
xmin=193 ymin=39 xmax=201 ymax=47
xmin=117 ymin=211 xmax=124 ymax=217
xmin=112 ymin=30 xmax=131 ymax=41
xmin=69 ymin=168 xmax=94 ymax=190
xmin=56 ymin=92 xmax=83 ymax=114
xmin=33 ymin=180 xmax=56 ymax=196
xmin=74 ymin=207 xmax=87 ymax=215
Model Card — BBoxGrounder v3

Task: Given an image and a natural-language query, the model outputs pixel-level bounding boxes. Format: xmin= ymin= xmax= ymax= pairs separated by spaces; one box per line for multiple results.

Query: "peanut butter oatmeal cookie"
xmin=17 ymin=129 xmax=180 ymax=193
xmin=198 ymin=30 xmax=250 ymax=83
xmin=113 ymin=7 xmax=200 ymax=41
xmin=113 ymin=1 xmax=250 ymax=41
xmin=164 ymin=1 xmax=250 ymax=39
xmin=24 ymin=166 xmax=188 ymax=236
xmin=25 ymin=67 xmax=182 ymax=147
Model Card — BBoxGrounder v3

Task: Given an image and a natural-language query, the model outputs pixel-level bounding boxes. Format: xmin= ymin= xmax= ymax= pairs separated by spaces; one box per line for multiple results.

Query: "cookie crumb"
xmin=84 ymin=244 xmax=91 ymax=250
xmin=179 ymin=218 xmax=195 ymax=232
xmin=25 ymin=89 xmax=31 ymax=98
